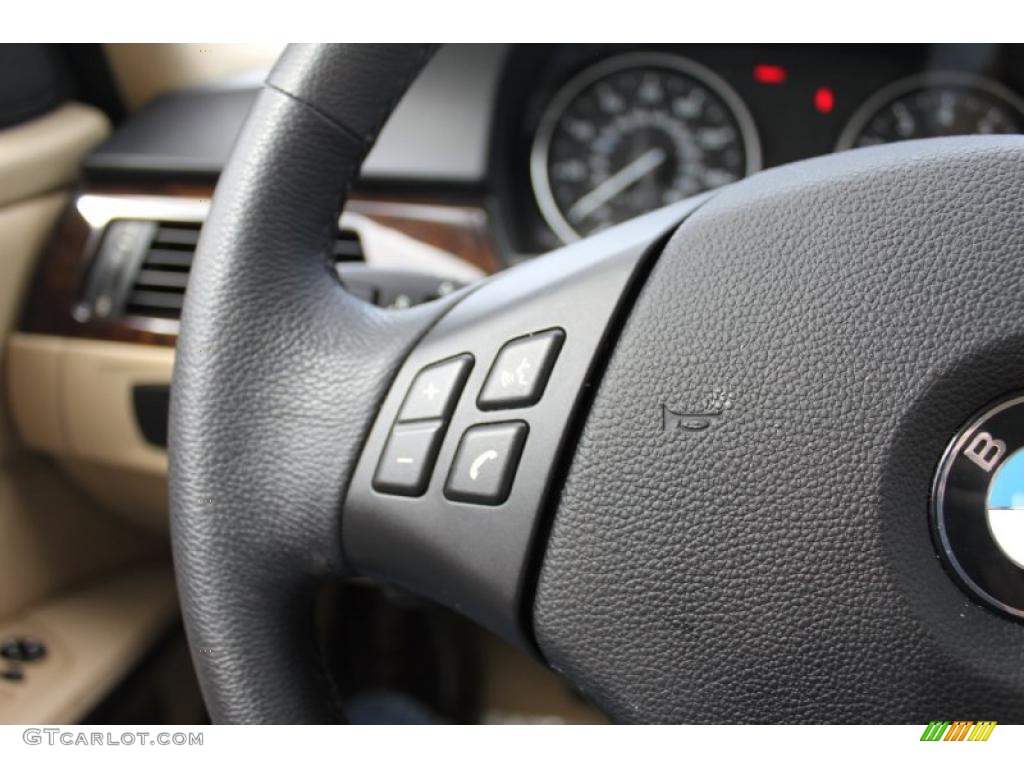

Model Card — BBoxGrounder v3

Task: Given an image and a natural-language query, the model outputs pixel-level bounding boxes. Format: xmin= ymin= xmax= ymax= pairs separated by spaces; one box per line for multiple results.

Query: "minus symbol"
xmin=396 ymin=457 xmax=414 ymax=464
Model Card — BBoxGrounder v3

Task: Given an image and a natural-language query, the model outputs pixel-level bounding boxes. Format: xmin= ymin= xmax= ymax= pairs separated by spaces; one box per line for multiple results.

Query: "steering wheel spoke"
xmin=343 ymin=200 xmax=704 ymax=648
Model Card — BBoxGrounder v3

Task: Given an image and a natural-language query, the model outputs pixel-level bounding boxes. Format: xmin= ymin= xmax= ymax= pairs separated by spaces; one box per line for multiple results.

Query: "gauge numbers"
xmin=531 ymin=53 xmax=761 ymax=243
xmin=837 ymin=72 xmax=1024 ymax=150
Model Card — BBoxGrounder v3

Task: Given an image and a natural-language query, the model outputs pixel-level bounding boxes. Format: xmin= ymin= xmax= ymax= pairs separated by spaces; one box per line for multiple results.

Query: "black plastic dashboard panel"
xmin=342 ymin=196 xmax=709 ymax=649
xmin=85 ymin=44 xmax=509 ymax=182
xmin=85 ymin=87 xmax=257 ymax=178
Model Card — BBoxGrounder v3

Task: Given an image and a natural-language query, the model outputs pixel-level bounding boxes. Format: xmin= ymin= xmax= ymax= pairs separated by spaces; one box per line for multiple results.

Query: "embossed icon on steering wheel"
xmin=662 ymin=405 xmax=723 ymax=433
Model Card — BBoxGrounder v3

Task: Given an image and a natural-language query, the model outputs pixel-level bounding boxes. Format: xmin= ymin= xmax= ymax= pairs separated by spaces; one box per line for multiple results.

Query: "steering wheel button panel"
xmin=478 ymin=329 xmax=564 ymax=410
xmin=398 ymin=354 xmax=473 ymax=422
xmin=445 ymin=422 xmax=529 ymax=505
xmin=372 ymin=421 xmax=446 ymax=497
xmin=345 ymin=199 xmax=707 ymax=647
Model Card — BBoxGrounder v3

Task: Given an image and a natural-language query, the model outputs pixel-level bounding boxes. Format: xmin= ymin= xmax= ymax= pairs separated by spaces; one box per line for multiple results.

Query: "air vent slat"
xmin=334 ymin=231 xmax=364 ymax=261
xmin=119 ymin=220 xmax=362 ymax=320
xmin=154 ymin=226 xmax=201 ymax=247
xmin=135 ymin=269 xmax=191 ymax=290
xmin=144 ymin=248 xmax=194 ymax=268
xmin=126 ymin=290 xmax=186 ymax=312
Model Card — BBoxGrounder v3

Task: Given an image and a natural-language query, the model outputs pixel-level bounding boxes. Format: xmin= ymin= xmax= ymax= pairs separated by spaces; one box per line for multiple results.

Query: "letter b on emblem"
xmin=965 ymin=431 xmax=1006 ymax=473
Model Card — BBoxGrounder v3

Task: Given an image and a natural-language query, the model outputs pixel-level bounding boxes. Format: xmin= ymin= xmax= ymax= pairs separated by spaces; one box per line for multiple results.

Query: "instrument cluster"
xmin=502 ymin=44 xmax=1024 ymax=250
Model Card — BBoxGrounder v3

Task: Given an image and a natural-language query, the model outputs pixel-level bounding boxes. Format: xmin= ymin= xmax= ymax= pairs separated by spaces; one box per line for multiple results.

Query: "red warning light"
xmin=814 ymin=87 xmax=835 ymax=114
xmin=753 ymin=64 xmax=788 ymax=85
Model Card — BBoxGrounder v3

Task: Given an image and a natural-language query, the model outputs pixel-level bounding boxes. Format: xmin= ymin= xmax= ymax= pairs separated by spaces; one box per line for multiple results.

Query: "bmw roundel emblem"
xmin=933 ymin=394 xmax=1024 ymax=619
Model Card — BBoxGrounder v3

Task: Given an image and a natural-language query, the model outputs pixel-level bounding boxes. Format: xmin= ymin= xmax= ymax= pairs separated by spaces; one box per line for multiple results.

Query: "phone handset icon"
xmin=469 ymin=449 xmax=499 ymax=481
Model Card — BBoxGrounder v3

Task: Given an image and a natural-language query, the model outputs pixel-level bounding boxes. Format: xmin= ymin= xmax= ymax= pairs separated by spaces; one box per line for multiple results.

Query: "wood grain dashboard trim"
xmin=20 ymin=187 xmax=501 ymax=347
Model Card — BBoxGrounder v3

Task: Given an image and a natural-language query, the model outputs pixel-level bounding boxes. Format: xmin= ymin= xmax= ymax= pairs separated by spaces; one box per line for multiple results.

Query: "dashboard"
xmin=12 ymin=41 xmax=1024 ymax=589
xmin=79 ymin=44 xmax=1024 ymax=261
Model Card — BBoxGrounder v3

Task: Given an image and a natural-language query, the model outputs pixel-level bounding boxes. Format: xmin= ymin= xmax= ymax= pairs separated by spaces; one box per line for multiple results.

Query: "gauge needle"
xmin=568 ymin=147 xmax=666 ymax=224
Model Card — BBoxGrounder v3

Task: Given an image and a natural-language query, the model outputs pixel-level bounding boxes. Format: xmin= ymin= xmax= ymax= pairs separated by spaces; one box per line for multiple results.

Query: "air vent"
xmin=124 ymin=222 xmax=199 ymax=318
xmin=333 ymin=229 xmax=364 ymax=262
xmin=113 ymin=223 xmax=364 ymax=320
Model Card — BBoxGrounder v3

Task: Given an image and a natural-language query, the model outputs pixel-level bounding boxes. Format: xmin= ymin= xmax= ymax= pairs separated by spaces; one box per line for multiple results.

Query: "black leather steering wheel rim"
xmin=172 ymin=43 xmax=1024 ymax=724
xmin=169 ymin=44 xmax=438 ymax=723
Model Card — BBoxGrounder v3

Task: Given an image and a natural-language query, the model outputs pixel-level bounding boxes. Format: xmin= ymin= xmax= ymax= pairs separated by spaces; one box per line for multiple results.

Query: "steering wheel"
xmin=170 ymin=44 xmax=1024 ymax=723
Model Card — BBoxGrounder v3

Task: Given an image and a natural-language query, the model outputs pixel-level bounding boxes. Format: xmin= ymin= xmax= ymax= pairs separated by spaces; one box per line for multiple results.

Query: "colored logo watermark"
xmin=920 ymin=721 xmax=996 ymax=742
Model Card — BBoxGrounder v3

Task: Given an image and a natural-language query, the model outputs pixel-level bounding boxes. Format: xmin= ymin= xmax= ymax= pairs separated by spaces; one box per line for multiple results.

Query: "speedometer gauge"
xmin=531 ymin=53 xmax=761 ymax=243
xmin=837 ymin=72 xmax=1024 ymax=150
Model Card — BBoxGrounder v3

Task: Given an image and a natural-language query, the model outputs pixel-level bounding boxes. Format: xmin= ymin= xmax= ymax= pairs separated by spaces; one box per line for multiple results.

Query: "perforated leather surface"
xmin=169 ymin=45 xmax=437 ymax=723
xmin=534 ymin=137 xmax=1024 ymax=723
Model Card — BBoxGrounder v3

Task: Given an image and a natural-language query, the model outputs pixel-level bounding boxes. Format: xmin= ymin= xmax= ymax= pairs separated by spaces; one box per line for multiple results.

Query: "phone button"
xmin=445 ymin=422 xmax=529 ymax=505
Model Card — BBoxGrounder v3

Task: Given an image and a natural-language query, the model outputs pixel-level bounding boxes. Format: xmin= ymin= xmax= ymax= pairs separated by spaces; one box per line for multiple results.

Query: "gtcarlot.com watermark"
xmin=23 ymin=728 xmax=203 ymax=747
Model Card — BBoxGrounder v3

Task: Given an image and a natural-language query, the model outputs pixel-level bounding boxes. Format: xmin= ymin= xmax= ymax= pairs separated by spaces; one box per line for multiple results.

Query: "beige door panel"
xmin=3 ymin=333 xmax=63 ymax=455
xmin=0 ymin=194 xmax=70 ymax=464
xmin=59 ymin=458 xmax=170 ymax=536
xmin=0 ymin=194 xmax=67 ymax=345
xmin=0 ymin=101 xmax=111 ymax=462
xmin=0 ymin=567 xmax=177 ymax=724
xmin=7 ymin=333 xmax=174 ymax=533
xmin=61 ymin=338 xmax=172 ymax=476
xmin=0 ymin=101 xmax=175 ymax=724
xmin=0 ymin=451 xmax=164 ymax=621
xmin=0 ymin=103 xmax=109 ymax=208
